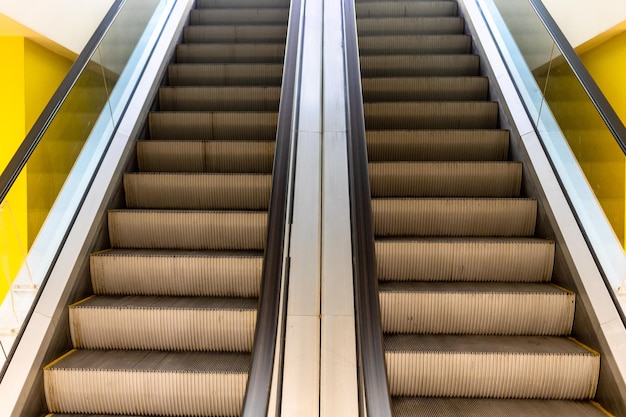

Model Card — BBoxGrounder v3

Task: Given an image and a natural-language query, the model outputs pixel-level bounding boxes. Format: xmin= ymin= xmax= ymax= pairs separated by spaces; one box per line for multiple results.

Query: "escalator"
xmin=42 ymin=0 xmax=289 ymax=415
xmin=355 ymin=0 xmax=611 ymax=414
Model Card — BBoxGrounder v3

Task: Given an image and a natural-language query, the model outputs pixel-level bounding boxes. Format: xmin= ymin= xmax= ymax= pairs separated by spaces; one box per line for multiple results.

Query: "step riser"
xmin=356 ymin=2 xmax=458 ymax=18
xmin=159 ymin=87 xmax=280 ymax=111
xmin=357 ymin=17 xmax=464 ymax=36
xmin=386 ymin=351 xmax=599 ymax=399
xmin=149 ymin=112 xmax=278 ymax=141
xmin=168 ymin=64 xmax=283 ymax=86
xmin=359 ymin=36 xmax=471 ymax=55
xmin=108 ymin=211 xmax=267 ymax=250
xmin=364 ymin=102 xmax=499 ymax=130
xmin=176 ymin=44 xmax=285 ymax=64
xmin=366 ymin=131 xmax=509 ymax=162
xmin=137 ymin=141 xmax=275 ymax=173
xmin=375 ymin=239 xmax=554 ymax=282
xmin=91 ymin=252 xmax=262 ymax=297
xmin=380 ymin=291 xmax=574 ymax=335
xmin=184 ymin=25 xmax=287 ymax=43
xmin=372 ymin=199 xmax=537 ymax=237
xmin=362 ymin=77 xmax=489 ymax=102
xmin=70 ymin=308 xmax=255 ymax=351
xmin=124 ymin=174 xmax=271 ymax=210
xmin=45 ymin=369 xmax=246 ymax=416
xmin=360 ymin=55 xmax=480 ymax=77
xmin=190 ymin=9 xmax=289 ymax=25
xmin=369 ymin=163 xmax=522 ymax=198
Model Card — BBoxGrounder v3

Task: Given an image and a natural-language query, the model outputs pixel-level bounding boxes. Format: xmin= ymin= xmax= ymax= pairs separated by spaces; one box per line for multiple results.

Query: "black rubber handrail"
xmin=528 ymin=0 xmax=626 ymax=155
xmin=0 ymin=0 xmax=126 ymax=203
xmin=240 ymin=0 xmax=302 ymax=414
xmin=342 ymin=0 xmax=393 ymax=415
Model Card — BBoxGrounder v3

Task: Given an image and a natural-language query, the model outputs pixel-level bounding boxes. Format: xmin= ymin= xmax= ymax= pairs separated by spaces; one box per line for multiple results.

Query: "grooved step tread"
xmin=362 ymin=77 xmax=489 ymax=102
xmin=137 ymin=140 xmax=275 ymax=173
xmin=90 ymin=248 xmax=262 ymax=297
xmin=197 ymin=0 xmax=289 ymax=7
xmin=385 ymin=334 xmax=600 ymax=399
xmin=356 ymin=1 xmax=458 ymax=18
xmin=369 ymin=161 xmax=522 ymax=197
xmin=124 ymin=172 xmax=271 ymax=210
xmin=108 ymin=210 xmax=267 ymax=250
xmin=69 ymin=296 xmax=257 ymax=351
xmin=176 ymin=43 xmax=285 ymax=64
xmin=358 ymin=35 xmax=471 ymax=55
xmin=391 ymin=397 xmax=610 ymax=416
xmin=372 ymin=198 xmax=537 ymax=237
xmin=375 ymin=237 xmax=554 ymax=282
xmin=360 ymin=54 xmax=480 ymax=77
xmin=357 ymin=17 xmax=464 ymax=35
xmin=159 ymin=86 xmax=281 ymax=111
xmin=366 ymin=130 xmax=509 ymax=162
xmin=167 ymin=63 xmax=283 ymax=86
xmin=45 ymin=349 xmax=250 ymax=416
xmin=190 ymin=8 xmax=289 ymax=25
xmin=149 ymin=111 xmax=278 ymax=141
xmin=184 ymin=24 xmax=287 ymax=43
xmin=379 ymin=282 xmax=574 ymax=335
xmin=364 ymin=102 xmax=499 ymax=130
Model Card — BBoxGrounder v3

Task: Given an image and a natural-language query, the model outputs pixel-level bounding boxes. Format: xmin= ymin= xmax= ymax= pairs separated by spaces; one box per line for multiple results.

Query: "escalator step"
xmin=69 ymin=295 xmax=256 ymax=352
xmin=369 ymin=161 xmax=522 ymax=197
xmin=176 ymin=43 xmax=285 ymax=64
xmin=108 ymin=210 xmax=267 ymax=250
xmin=44 ymin=349 xmax=249 ymax=415
xmin=360 ymin=54 xmax=480 ymax=77
xmin=357 ymin=17 xmax=465 ymax=36
xmin=137 ymin=140 xmax=275 ymax=173
xmin=362 ymin=77 xmax=489 ymax=102
xmin=384 ymin=334 xmax=599 ymax=399
xmin=391 ymin=397 xmax=610 ymax=417
xmin=375 ymin=237 xmax=554 ymax=282
xmin=197 ymin=0 xmax=289 ymax=8
xmin=159 ymin=86 xmax=281 ymax=111
xmin=366 ymin=130 xmax=509 ymax=162
xmin=124 ymin=172 xmax=271 ymax=210
xmin=167 ymin=63 xmax=283 ymax=86
xmin=149 ymin=111 xmax=278 ymax=141
xmin=372 ymin=198 xmax=537 ymax=237
xmin=379 ymin=282 xmax=574 ymax=335
xmin=356 ymin=1 xmax=458 ymax=18
xmin=358 ymin=35 xmax=471 ymax=55
xmin=184 ymin=24 xmax=287 ymax=43
xmin=364 ymin=102 xmax=499 ymax=130
xmin=90 ymin=249 xmax=262 ymax=297
xmin=190 ymin=8 xmax=289 ymax=25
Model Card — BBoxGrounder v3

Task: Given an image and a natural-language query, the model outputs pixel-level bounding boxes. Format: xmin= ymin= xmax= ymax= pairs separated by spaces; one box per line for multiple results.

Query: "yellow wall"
xmin=0 ymin=35 xmax=71 ymax=299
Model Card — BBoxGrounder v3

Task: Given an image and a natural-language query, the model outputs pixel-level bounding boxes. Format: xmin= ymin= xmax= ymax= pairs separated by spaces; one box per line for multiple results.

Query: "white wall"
xmin=542 ymin=0 xmax=626 ymax=48
xmin=0 ymin=0 xmax=115 ymax=54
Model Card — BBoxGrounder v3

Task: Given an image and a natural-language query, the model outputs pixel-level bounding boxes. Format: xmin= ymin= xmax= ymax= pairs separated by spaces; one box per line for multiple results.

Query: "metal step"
xmin=124 ymin=172 xmax=271 ymax=210
xmin=362 ymin=77 xmax=489 ymax=102
xmin=357 ymin=17 xmax=464 ymax=36
xmin=190 ymin=8 xmax=289 ymax=25
xmin=372 ymin=198 xmax=537 ymax=237
xmin=197 ymin=0 xmax=289 ymax=8
xmin=90 ymin=249 xmax=262 ymax=297
xmin=358 ymin=35 xmax=471 ymax=55
xmin=69 ymin=295 xmax=256 ymax=351
xmin=137 ymin=140 xmax=275 ymax=173
xmin=44 ymin=349 xmax=249 ymax=415
xmin=360 ymin=55 xmax=480 ymax=77
xmin=184 ymin=24 xmax=287 ymax=43
xmin=379 ymin=282 xmax=574 ymax=335
xmin=385 ymin=334 xmax=600 ymax=399
xmin=149 ymin=112 xmax=278 ymax=141
xmin=356 ymin=1 xmax=457 ymax=18
xmin=369 ymin=162 xmax=522 ymax=197
xmin=108 ymin=210 xmax=267 ymax=250
xmin=375 ymin=238 xmax=555 ymax=283
xmin=167 ymin=63 xmax=283 ymax=86
xmin=159 ymin=86 xmax=281 ymax=111
xmin=364 ymin=102 xmax=499 ymax=130
xmin=366 ymin=130 xmax=509 ymax=162
xmin=391 ymin=397 xmax=610 ymax=416
xmin=176 ymin=43 xmax=285 ymax=64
